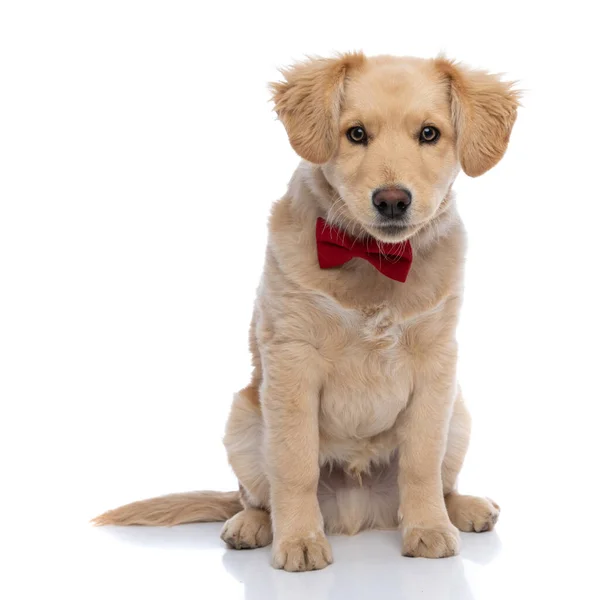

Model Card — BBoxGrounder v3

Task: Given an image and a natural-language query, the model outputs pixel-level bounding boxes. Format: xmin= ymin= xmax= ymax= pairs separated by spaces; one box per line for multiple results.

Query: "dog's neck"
xmin=267 ymin=161 xmax=465 ymax=314
xmin=292 ymin=161 xmax=459 ymax=256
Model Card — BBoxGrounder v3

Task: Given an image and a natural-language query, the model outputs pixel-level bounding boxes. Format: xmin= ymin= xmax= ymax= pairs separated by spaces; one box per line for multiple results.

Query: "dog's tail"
xmin=92 ymin=490 xmax=242 ymax=526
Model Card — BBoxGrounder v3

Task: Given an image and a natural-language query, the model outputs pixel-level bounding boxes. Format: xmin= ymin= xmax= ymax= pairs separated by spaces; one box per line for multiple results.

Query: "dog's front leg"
xmin=262 ymin=341 xmax=332 ymax=572
xmin=397 ymin=346 xmax=460 ymax=558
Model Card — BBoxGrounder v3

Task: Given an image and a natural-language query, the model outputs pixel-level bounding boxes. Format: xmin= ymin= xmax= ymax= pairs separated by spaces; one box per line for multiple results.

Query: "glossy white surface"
xmin=5 ymin=508 xmax=595 ymax=600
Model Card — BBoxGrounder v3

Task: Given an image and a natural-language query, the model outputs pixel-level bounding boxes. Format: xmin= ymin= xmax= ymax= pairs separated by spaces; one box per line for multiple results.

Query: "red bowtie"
xmin=315 ymin=218 xmax=413 ymax=282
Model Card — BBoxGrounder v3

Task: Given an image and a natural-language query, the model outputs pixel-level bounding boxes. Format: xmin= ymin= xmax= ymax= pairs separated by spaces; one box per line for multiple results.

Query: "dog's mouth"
xmin=368 ymin=222 xmax=416 ymax=242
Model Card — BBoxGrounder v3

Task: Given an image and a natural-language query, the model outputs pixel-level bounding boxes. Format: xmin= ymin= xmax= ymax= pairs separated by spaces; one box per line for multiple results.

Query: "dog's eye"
xmin=419 ymin=126 xmax=440 ymax=144
xmin=347 ymin=126 xmax=367 ymax=145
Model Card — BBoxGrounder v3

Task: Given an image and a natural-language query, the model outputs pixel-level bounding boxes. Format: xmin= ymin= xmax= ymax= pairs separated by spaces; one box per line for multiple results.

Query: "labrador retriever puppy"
xmin=94 ymin=53 xmax=519 ymax=572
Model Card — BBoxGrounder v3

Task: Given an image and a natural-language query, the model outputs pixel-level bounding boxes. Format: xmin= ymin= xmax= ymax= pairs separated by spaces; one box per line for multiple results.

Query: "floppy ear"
xmin=436 ymin=58 xmax=520 ymax=177
xmin=270 ymin=52 xmax=366 ymax=164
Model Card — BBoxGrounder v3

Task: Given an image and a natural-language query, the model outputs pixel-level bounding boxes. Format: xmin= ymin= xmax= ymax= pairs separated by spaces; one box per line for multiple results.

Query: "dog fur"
xmin=94 ymin=53 xmax=519 ymax=572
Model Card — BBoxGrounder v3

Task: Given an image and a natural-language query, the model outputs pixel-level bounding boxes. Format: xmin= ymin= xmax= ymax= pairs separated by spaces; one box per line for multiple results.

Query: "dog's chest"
xmin=316 ymin=300 xmax=413 ymax=443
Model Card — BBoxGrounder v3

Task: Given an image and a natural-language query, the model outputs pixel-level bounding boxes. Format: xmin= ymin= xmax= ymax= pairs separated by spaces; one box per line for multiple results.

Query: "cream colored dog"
xmin=95 ymin=53 xmax=519 ymax=572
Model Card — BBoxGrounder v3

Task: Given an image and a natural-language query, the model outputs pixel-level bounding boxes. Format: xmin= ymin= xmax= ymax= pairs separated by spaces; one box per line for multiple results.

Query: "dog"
xmin=94 ymin=52 xmax=519 ymax=572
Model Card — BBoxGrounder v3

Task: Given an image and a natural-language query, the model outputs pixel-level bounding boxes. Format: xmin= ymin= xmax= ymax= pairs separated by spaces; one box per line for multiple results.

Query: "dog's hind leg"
xmin=220 ymin=504 xmax=272 ymax=549
xmin=221 ymin=385 xmax=273 ymax=549
xmin=443 ymin=389 xmax=500 ymax=532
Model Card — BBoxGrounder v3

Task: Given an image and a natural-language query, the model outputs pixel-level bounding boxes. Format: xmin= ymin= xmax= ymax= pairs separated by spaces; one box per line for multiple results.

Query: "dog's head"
xmin=271 ymin=53 xmax=519 ymax=241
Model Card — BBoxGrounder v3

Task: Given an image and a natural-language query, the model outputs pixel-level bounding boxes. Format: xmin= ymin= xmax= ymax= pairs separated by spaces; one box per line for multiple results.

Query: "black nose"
xmin=372 ymin=187 xmax=412 ymax=219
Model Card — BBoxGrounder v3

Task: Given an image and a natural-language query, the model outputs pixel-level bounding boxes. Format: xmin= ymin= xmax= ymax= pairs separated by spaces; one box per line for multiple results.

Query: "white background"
xmin=1 ymin=1 xmax=599 ymax=598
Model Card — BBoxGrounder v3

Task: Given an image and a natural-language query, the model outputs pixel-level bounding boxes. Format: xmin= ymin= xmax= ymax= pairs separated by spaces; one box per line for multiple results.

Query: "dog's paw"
xmin=446 ymin=494 xmax=500 ymax=533
xmin=272 ymin=531 xmax=333 ymax=572
xmin=220 ymin=508 xmax=273 ymax=550
xmin=402 ymin=523 xmax=460 ymax=558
